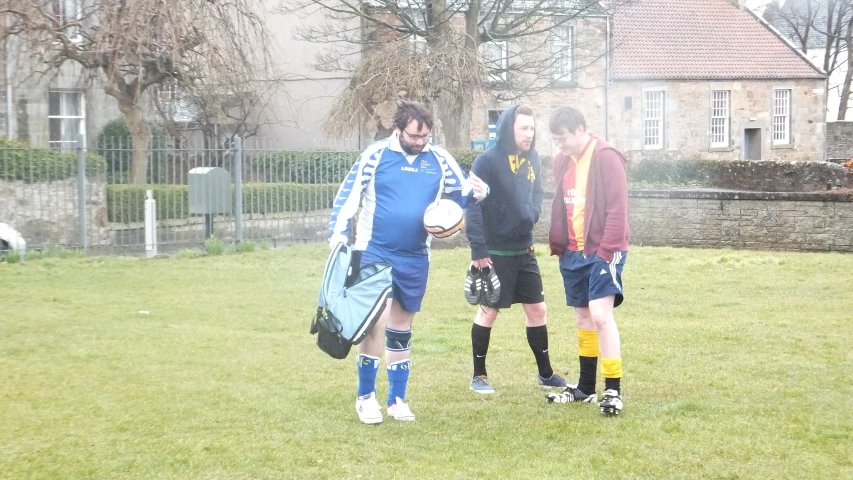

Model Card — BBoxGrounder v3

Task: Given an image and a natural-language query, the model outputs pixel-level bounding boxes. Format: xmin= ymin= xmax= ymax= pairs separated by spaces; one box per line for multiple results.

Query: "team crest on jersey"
xmin=422 ymin=158 xmax=439 ymax=174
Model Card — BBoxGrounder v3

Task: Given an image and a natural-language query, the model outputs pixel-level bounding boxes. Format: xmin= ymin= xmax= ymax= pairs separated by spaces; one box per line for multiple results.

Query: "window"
xmin=155 ymin=84 xmax=196 ymax=123
xmin=552 ymin=26 xmax=573 ymax=81
xmin=52 ymin=0 xmax=81 ymax=39
xmin=48 ymin=91 xmax=85 ymax=151
xmin=482 ymin=40 xmax=508 ymax=83
xmin=643 ymin=90 xmax=664 ymax=149
xmin=410 ymin=11 xmax=427 ymax=54
xmin=710 ymin=90 xmax=730 ymax=148
xmin=773 ymin=89 xmax=791 ymax=144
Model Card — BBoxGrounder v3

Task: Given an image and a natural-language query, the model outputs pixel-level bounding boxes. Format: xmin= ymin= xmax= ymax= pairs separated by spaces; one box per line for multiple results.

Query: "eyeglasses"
xmin=551 ymin=136 xmax=569 ymax=145
xmin=402 ymin=130 xmax=430 ymax=142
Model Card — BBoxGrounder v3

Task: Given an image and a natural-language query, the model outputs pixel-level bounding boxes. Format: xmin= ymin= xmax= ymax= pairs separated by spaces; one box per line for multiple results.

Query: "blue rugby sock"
xmin=356 ymin=354 xmax=380 ymax=397
xmin=387 ymin=359 xmax=410 ymax=406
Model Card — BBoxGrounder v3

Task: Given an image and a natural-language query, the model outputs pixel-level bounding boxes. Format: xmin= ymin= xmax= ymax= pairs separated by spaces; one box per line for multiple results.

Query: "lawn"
xmin=1 ymin=245 xmax=852 ymax=479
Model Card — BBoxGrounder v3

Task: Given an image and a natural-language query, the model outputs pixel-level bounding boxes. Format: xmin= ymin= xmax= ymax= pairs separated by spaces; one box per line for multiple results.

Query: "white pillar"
xmin=144 ymin=189 xmax=157 ymax=258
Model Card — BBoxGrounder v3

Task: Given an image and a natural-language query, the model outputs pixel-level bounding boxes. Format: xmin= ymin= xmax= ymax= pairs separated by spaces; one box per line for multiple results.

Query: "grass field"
xmin=2 ymin=245 xmax=852 ymax=479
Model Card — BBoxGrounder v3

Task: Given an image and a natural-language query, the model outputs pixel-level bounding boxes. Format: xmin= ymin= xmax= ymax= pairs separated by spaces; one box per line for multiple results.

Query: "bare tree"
xmin=2 ymin=0 xmax=286 ymax=183
xmin=280 ymin=0 xmax=619 ymax=148
xmin=764 ymin=0 xmax=853 ymax=119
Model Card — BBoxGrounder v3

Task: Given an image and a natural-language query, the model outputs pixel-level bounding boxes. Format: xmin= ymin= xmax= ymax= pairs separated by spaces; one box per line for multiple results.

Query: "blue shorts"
xmin=360 ymin=249 xmax=429 ymax=313
xmin=559 ymin=250 xmax=627 ymax=308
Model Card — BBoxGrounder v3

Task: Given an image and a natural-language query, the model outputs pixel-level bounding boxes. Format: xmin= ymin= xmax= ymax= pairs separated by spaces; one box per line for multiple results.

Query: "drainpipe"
xmin=4 ymin=16 xmax=12 ymax=138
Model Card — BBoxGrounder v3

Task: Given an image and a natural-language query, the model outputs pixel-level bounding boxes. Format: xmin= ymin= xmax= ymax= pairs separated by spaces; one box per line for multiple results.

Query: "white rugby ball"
xmin=423 ymin=199 xmax=464 ymax=239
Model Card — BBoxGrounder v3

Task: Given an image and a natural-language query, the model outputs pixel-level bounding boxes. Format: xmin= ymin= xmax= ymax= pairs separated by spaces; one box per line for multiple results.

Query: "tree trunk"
xmin=838 ymin=20 xmax=853 ymax=120
xmin=118 ymin=100 xmax=151 ymax=184
xmin=436 ymin=92 xmax=472 ymax=149
xmin=838 ymin=61 xmax=853 ymax=120
xmin=431 ymin=3 xmax=479 ymax=150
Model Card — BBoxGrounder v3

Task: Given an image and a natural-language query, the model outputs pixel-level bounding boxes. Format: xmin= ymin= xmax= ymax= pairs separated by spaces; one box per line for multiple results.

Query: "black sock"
xmin=578 ymin=356 xmax=597 ymax=395
xmin=605 ymin=377 xmax=621 ymax=395
xmin=472 ymin=323 xmax=492 ymax=377
xmin=526 ymin=325 xmax=554 ymax=379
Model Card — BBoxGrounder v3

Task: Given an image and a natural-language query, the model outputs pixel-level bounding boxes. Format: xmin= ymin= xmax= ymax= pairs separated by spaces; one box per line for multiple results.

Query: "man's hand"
xmin=468 ymin=171 xmax=489 ymax=202
xmin=471 ymin=258 xmax=492 ymax=269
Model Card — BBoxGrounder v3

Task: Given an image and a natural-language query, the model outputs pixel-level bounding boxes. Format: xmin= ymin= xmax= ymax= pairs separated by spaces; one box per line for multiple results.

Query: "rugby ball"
xmin=423 ymin=199 xmax=464 ymax=239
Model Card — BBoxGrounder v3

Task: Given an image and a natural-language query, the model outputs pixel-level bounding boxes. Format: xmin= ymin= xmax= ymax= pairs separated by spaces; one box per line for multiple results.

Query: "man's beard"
xmin=401 ymin=141 xmax=423 ymax=155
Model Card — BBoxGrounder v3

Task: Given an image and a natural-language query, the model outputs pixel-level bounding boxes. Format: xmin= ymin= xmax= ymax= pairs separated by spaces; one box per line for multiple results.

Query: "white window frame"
xmin=53 ymin=0 xmax=82 ymax=41
xmin=773 ymin=89 xmax=791 ymax=145
xmin=551 ymin=25 xmax=573 ymax=82
xmin=643 ymin=90 xmax=665 ymax=149
xmin=48 ymin=90 xmax=86 ymax=151
xmin=710 ymin=90 xmax=730 ymax=148
xmin=409 ymin=10 xmax=427 ymax=54
xmin=482 ymin=40 xmax=508 ymax=83
xmin=155 ymin=83 xmax=197 ymax=123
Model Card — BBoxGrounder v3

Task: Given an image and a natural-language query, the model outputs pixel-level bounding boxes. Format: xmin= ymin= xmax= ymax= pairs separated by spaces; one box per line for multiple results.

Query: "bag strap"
xmin=345 ymin=249 xmax=363 ymax=288
xmin=318 ymin=242 xmax=347 ymax=308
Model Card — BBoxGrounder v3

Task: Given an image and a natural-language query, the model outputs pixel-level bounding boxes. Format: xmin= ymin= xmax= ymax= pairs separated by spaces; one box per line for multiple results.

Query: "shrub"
xmin=3 ymin=250 xmax=22 ymax=264
xmin=106 ymin=184 xmax=190 ymax=223
xmin=240 ymin=183 xmax=339 ymax=215
xmin=0 ymin=138 xmax=107 ymax=183
xmin=96 ymin=119 xmax=170 ymax=184
xmin=448 ymin=149 xmax=479 ymax=172
xmin=248 ymin=150 xmax=360 ymax=184
xmin=245 ymin=149 xmax=481 ymax=184
xmin=205 ymin=235 xmax=225 ymax=256
xmin=237 ymin=241 xmax=256 ymax=253
xmin=626 ymin=158 xmax=853 ymax=192
xmin=627 ymin=158 xmax=712 ymax=187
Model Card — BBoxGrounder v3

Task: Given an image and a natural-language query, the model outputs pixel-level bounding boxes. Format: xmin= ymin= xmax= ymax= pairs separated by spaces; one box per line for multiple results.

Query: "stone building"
xmin=471 ymin=0 xmax=827 ymax=162
xmin=605 ymin=0 xmax=828 ymax=163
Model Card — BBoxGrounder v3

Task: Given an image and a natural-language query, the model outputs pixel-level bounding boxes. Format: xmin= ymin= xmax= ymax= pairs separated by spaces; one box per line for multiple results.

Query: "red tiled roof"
xmin=610 ymin=0 xmax=825 ymax=80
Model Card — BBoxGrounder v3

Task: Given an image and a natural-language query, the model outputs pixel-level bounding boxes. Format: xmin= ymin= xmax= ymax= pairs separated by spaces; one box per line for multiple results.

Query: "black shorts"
xmin=490 ymin=251 xmax=545 ymax=309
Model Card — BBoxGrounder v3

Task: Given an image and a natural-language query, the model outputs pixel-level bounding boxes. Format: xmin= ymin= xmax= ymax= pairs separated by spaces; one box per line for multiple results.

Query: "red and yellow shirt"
xmin=561 ymin=138 xmax=597 ymax=251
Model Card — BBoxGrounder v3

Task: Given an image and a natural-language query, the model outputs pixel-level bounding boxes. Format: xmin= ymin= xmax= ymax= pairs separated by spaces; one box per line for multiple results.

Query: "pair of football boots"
xmin=464 ymin=265 xmax=501 ymax=307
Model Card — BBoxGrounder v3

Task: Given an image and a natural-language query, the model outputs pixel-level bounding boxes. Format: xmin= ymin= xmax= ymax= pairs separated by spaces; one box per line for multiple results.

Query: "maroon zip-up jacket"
xmin=548 ymin=136 xmax=630 ymax=262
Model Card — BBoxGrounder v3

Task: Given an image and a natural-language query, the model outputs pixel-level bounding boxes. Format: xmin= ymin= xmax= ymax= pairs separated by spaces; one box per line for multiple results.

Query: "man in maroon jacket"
xmin=544 ymin=107 xmax=629 ymax=416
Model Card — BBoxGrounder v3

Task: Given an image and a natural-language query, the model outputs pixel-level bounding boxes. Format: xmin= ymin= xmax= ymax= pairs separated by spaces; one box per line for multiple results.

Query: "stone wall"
xmin=435 ymin=190 xmax=853 ymax=253
xmin=0 ymin=178 xmax=110 ymax=248
xmin=826 ymin=121 xmax=853 ymax=163
xmin=629 ymin=190 xmax=853 ymax=252
xmin=608 ymin=79 xmax=827 ymax=162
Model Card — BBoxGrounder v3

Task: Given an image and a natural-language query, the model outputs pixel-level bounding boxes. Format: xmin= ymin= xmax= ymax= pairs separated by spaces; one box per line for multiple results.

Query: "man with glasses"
xmin=464 ymin=105 xmax=568 ymax=395
xmin=329 ymin=100 xmax=488 ymax=424
xmin=544 ymin=106 xmax=629 ymax=416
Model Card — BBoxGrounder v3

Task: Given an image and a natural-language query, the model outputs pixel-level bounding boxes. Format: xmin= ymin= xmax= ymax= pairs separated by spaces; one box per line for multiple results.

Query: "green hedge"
xmin=449 ymin=149 xmax=478 ymax=172
xmin=247 ymin=149 xmax=481 ymax=183
xmin=107 ymin=183 xmax=339 ymax=223
xmin=96 ymin=119 xmax=170 ymax=184
xmin=249 ymin=151 xmax=360 ymax=184
xmin=0 ymin=138 xmax=107 ymax=183
xmin=626 ymin=157 xmax=853 ymax=191
xmin=626 ymin=158 xmax=713 ymax=187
